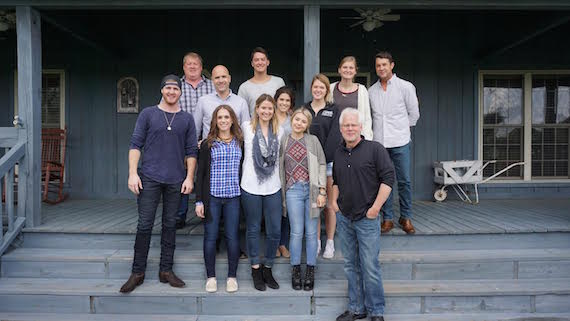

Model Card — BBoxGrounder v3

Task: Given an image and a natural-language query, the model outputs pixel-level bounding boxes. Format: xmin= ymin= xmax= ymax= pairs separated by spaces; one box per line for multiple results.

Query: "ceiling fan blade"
xmin=349 ymin=20 xmax=365 ymax=28
xmin=374 ymin=21 xmax=384 ymax=28
xmin=374 ymin=9 xmax=391 ymax=16
xmin=378 ymin=14 xmax=400 ymax=21
xmin=354 ymin=8 xmax=365 ymax=15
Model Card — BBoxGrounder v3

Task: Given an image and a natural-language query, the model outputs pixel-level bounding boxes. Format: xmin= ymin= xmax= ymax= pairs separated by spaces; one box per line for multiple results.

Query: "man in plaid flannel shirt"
xmin=176 ymin=52 xmax=213 ymax=228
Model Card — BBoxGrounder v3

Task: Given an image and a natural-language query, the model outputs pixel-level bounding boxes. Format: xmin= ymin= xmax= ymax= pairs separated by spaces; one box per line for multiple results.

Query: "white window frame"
xmin=478 ymin=70 xmax=570 ymax=183
xmin=14 ymin=69 xmax=66 ymax=129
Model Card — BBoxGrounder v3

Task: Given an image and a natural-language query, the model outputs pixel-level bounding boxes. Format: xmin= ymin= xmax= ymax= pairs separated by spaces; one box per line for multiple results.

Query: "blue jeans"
xmin=286 ymin=182 xmax=318 ymax=266
xmin=382 ymin=142 xmax=413 ymax=220
xmin=241 ymin=189 xmax=282 ymax=267
xmin=203 ymin=196 xmax=241 ymax=278
xmin=177 ymin=193 xmax=189 ymax=221
xmin=132 ymin=175 xmax=181 ymax=273
xmin=336 ymin=212 xmax=385 ymax=317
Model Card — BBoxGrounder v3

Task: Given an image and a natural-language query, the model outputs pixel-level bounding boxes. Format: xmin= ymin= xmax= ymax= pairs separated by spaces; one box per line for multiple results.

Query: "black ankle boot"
xmin=252 ymin=266 xmax=266 ymax=291
xmin=262 ymin=265 xmax=280 ymax=289
xmin=303 ymin=265 xmax=315 ymax=291
xmin=291 ymin=265 xmax=302 ymax=290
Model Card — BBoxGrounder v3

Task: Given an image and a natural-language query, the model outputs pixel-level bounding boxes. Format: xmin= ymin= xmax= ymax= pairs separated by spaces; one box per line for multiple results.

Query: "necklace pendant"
xmin=167 ymin=126 xmax=172 ymax=131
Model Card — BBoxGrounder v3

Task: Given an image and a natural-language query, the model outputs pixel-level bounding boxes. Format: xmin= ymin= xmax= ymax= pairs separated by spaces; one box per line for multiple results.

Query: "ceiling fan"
xmin=0 ymin=10 xmax=16 ymax=32
xmin=341 ymin=9 xmax=400 ymax=32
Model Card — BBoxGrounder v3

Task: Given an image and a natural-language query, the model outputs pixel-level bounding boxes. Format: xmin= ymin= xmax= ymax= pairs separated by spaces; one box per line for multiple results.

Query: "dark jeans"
xmin=132 ymin=175 xmax=181 ymax=274
xmin=241 ymin=189 xmax=282 ymax=268
xmin=279 ymin=215 xmax=290 ymax=247
xmin=177 ymin=193 xmax=190 ymax=221
xmin=381 ymin=142 xmax=413 ymax=220
xmin=204 ymin=196 xmax=241 ymax=278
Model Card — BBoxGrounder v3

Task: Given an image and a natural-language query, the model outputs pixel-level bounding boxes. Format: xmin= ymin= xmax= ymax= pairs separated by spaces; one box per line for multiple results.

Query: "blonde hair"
xmin=338 ymin=56 xmax=358 ymax=72
xmin=250 ymin=94 xmax=279 ymax=135
xmin=290 ymin=108 xmax=313 ymax=133
xmin=182 ymin=52 xmax=203 ymax=66
xmin=311 ymin=73 xmax=332 ymax=103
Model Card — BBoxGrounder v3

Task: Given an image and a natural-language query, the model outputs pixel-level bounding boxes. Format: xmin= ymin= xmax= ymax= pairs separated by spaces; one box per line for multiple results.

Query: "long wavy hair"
xmin=206 ymin=105 xmax=244 ymax=148
xmin=250 ymin=94 xmax=278 ymax=135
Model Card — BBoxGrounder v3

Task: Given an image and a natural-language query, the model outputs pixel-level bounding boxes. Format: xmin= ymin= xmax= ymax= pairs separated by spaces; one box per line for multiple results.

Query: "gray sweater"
xmin=279 ymin=133 xmax=327 ymax=219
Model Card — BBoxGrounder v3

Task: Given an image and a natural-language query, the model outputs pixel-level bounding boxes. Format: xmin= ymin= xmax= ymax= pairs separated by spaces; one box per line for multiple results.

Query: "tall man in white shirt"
xmin=238 ymin=47 xmax=285 ymax=115
xmin=368 ymin=51 xmax=420 ymax=235
xmin=194 ymin=65 xmax=250 ymax=140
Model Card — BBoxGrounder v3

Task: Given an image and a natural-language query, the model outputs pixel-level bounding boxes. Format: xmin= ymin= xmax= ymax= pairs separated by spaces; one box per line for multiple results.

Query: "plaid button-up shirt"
xmin=210 ymin=139 xmax=242 ymax=198
xmin=179 ymin=75 xmax=214 ymax=115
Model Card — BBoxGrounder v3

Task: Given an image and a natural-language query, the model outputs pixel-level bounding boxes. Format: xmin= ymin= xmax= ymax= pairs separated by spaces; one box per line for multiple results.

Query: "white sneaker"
xmin=226 ymin=277 xmax=238 ymax=293
xmin=205 ymin=277 xmax=217 ymax=293
xmin=323 ymin=239 xmax=335 ymax=259
xmin=317 ymin=239 xmax=322 ymax=256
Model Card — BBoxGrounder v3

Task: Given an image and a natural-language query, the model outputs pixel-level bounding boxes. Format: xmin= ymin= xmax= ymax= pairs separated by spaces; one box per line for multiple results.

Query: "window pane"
xmin=532 ymin=144 xmax=542 ymax=161
xmin=556 ymin=161 xmax=568 ymax=177
xmin=556 ymin=145 xmax=568 ymax=160
xmin=42 ymin=73 xmax=62 ymax=129
xmin=533 ymin=75 xmax=570 ymax=125
xmin=509 ymin=146 xmax=521 ymax=160
xmin=483 ymin=75 xmax=523 ymax=125
xmin=481 ymin=126 xmax=523 ymax=179
xmin=532 ymin=127 xmax=543 ymax=144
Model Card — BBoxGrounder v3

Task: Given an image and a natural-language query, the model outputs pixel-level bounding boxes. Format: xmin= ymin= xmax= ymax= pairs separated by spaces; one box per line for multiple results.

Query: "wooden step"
xmin=20 ymin=231 xmax=570 ymax=251
xmin=1 ymin=313 xmax=570 ymax=321
xmin=0 ymin=278 xmax=568 ymax=315
xmin=3 ymin=247 xmax=570 ymax=281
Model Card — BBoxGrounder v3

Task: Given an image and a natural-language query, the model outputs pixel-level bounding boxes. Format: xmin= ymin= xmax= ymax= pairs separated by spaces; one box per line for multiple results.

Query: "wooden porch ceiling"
xmin=2 ymin=1 xmax=570 ymax=10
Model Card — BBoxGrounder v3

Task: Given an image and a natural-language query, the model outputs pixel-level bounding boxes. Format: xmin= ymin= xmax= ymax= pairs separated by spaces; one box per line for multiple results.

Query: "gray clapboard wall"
xmin=0 ymin=9 xmax=569 ymax=200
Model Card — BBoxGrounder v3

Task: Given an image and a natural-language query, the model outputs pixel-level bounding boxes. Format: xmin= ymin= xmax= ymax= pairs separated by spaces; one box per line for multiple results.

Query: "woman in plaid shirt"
xmin=195 ymin=105 xmax=244 ymax=293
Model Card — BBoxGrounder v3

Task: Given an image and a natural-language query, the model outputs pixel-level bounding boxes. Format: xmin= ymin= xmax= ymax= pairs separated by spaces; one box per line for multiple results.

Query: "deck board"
xmin=6 ymin=198 xmax=567 ymax=235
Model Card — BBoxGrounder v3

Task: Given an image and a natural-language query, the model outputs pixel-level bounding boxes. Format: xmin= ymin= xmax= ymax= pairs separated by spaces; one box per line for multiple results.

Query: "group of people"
xmin=120 ymin=47 xmax=420 ymax=321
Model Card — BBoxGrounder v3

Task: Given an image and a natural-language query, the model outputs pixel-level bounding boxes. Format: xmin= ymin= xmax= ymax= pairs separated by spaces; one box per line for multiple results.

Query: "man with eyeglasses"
xmin=332 ymin=108 xmax=394 ymax=321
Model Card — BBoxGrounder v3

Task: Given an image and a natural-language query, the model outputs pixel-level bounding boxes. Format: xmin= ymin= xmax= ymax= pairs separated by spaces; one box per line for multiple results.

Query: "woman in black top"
xmin=300 ymin=73 xmax=341 ymax=258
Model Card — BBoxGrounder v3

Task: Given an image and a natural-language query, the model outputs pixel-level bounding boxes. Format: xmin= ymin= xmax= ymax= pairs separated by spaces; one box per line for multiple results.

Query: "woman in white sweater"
xmin=241 ymin=94 xmax=284 ymax=292
xmin=320 ymin=56 xmax=374 ymax=260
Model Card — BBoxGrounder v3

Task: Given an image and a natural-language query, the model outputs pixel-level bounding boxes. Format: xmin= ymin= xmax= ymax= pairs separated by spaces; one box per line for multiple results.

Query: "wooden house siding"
xmin=0 ymin=9 xmax=569 ymax=199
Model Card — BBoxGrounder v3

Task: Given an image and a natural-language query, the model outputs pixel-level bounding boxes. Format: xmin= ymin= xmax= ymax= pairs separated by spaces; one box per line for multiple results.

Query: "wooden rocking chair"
xmin=42 ymin=127 xmax=67 ymax=204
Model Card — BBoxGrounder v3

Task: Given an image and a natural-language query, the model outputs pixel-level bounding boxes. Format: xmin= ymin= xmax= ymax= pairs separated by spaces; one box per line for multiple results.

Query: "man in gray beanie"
xmin=121 ymin=74 xmax=198 ymax=293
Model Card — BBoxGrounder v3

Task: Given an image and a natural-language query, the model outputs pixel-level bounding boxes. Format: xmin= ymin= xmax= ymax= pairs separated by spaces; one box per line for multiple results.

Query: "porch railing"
xmin=0 ymin=127 xmax=26 ymax=256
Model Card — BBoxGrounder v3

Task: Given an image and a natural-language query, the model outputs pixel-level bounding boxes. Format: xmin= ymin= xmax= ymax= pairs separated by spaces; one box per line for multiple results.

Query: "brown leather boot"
xmin=120 ymin=272 xmax=145 ymax=293
xmin=399 ymin=218 xmax=416 ymax=234
xmin=159 ymin=271 xmax=186 ymax=288
xmin=381 ymin=220 xmax=394 ymax=233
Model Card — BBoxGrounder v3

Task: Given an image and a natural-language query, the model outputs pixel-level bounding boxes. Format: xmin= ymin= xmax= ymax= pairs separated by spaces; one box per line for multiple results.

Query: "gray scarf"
xmin=252 ymin=122 xmax=279 ymax=183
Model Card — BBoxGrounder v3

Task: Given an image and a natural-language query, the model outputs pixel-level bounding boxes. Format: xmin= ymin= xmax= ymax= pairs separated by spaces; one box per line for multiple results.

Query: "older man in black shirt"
xmin=332 ymin=108 xmax=395 ymax=321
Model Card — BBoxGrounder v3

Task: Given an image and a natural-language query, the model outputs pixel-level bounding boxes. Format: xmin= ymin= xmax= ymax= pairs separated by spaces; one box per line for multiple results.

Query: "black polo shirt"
xmin=332 ymin=138 xmax=395 ymax=221
xmin=300 ymin=102 xmax=338 ymax=162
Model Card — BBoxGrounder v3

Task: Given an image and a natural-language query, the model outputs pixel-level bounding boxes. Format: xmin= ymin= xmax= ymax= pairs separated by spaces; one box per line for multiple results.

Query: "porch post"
xmin=303 ymin=5 xmax=320 ymax=102
xmin=16 ymin=6 xmax=42 ymax=227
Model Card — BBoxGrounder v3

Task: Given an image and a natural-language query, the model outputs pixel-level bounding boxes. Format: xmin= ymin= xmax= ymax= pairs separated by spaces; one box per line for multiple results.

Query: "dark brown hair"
xmin=251 ymin=47 xmax=269 ymax=61
xmin=375 ymin=51 xmax=394 ymax=63
xmin=274 ymin=86 xmax=296 ymax=111
xmin=206 ymin=105 xmax=244 ymax=148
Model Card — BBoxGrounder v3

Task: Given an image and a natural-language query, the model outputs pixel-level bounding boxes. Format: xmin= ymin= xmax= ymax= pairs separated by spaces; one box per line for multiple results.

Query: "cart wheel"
xmin=434 ymin=189 xmax=447 ymax=202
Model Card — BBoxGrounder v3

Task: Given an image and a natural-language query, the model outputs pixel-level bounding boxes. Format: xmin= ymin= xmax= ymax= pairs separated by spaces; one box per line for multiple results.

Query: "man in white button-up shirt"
xmin=368 ymin=51 xmax=420 ymax=235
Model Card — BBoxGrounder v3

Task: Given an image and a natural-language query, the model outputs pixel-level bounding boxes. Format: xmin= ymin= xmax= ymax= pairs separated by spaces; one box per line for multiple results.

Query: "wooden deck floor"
xmin=9 ymin=198 xmax=568 ymax=235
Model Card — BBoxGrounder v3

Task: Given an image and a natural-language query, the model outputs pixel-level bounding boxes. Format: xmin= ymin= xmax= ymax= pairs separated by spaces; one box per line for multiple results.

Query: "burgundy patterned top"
xmin=284 ymin=135 xmax=309 ymax=191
